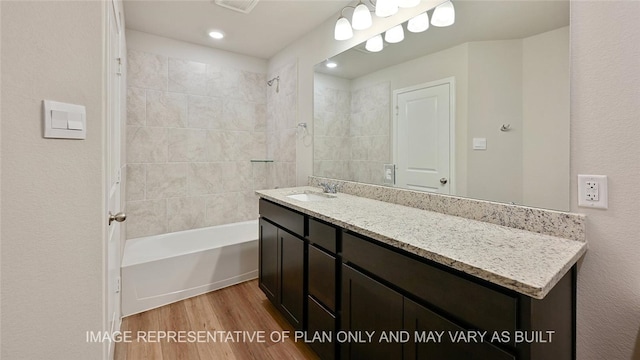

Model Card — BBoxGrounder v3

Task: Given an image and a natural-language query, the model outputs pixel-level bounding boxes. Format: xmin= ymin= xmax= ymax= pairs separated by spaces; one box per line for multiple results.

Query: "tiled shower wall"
xmin=125 ymin=49 xmax=268 ymax=239
xmin=265 ymin=61 xmax=298 ymax=189
xmin=314 ymin=80 xmax=390 ymax=185
xmin=313 ymin=81 xmax=351 ymax=179
xmin=348 ymin=82 xmax=390 ymax=184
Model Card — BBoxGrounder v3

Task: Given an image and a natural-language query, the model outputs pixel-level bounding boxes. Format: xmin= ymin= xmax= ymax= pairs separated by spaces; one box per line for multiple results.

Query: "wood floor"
xmin=115 ymin=280 xmax=319 ymax=360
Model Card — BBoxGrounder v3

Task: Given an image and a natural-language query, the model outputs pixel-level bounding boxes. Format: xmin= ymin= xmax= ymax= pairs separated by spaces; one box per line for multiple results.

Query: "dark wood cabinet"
xmin=258 ymin=219 xmax=278 ymax=302
xmin=404 ymin=298 xmax=515 ymax=360
xmin=258 ymin=200 xmax=305 ymax=330
xmin=342 ymin=264 xmax=404 ymax=360
xmin=258 ymin=199 xmax=576 ymax=360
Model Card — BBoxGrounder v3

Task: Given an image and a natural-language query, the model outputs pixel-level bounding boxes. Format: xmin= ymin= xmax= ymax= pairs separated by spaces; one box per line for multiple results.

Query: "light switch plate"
xmin=43 ymin=100 xmax=86 ymax=139
xmin=383 ymin=164 xmax=395 ymax=185
xmin=473 ymin=138 xmax=487 ymax=150
xmin=578 ymin=174 xmax=608 ymax=209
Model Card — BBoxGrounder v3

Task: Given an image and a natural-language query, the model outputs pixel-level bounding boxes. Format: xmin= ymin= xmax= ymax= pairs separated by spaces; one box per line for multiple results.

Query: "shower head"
xmin=267 ymin=76 xmax=280 ymax=93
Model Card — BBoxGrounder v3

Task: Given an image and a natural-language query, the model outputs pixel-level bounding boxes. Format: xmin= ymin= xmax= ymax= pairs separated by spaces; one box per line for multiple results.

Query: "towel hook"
xmin=500 ymin=124 xmax=511 ymax=132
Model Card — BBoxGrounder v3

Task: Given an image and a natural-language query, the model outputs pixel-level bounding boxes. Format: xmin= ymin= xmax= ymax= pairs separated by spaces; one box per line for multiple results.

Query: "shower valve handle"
xmin=108 ymin=211 xmax=127 ymax=225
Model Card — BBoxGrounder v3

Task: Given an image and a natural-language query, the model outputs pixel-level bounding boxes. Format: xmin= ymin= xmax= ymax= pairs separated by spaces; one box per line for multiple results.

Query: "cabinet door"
xmin=259 ymin=218 xmax=278 ymax=303
xmin=404 ymin=298 xmax=515 ymax=360
xmin=342 ymin=264 xmax=403 ymax=360
xmin=279 ymin=230 xmax=305 ymax=330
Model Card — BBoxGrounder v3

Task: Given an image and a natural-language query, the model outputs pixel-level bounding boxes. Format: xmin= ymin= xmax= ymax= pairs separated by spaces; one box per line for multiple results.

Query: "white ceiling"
xmin=123 ymin=0 xmax=353 ymax=59
xmin=316 ymin=0 xmax=570 ymax=79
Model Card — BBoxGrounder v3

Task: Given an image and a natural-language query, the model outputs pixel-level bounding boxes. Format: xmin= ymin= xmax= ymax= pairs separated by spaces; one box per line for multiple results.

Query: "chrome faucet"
xmin=319 ymin=182 xmax=340 ymax=194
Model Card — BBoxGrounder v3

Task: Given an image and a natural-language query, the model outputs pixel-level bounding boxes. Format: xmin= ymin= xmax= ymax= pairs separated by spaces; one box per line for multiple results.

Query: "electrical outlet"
xmin=578 ymin=175 xmax=608 ymax=209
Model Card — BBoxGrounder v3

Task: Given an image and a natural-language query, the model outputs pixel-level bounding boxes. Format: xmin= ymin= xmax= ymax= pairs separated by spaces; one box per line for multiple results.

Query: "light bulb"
xmin=375 ymin=0 xmax=398 ymax=18
xmin=334 ymin=17 xmax=353 ymax=40
xmin=352 ymin=2 xmax=372 ymax=30
xmin=208 ymin=31 xmax=224 ymax=39
xmin=385 ymin=24 xmax=404 ymax=43
xmin=431 ymin=0 xmax=455 ymax=27
xmin=407 ymin=12 xmax=429 ymax=33
xmin=365 ymin=34 xmax=384 ymax=52
xmin=398 ymin=0 xmax=420 ymax=8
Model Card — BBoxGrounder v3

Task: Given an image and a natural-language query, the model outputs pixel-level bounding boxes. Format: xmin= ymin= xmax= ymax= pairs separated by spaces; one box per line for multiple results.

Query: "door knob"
xmin=440 ymin=178 xmax=448 ymax=185
xmin=108 ymin=212 xmax=126 ymax=225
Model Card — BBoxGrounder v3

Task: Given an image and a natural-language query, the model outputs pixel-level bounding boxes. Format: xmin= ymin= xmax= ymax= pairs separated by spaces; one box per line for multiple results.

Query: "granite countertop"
xmin=256 ymin=186 xmax=587 ymax=300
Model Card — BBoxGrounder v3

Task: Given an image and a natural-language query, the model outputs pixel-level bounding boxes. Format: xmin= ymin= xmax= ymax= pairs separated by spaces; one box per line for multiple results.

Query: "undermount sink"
xmin=286 ymin=191 xmax=336 ymax=202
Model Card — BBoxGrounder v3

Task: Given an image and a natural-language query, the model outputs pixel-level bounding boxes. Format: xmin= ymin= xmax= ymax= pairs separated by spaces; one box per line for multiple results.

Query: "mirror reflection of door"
xmin=394 ymin=78 xmax=454 ymax=194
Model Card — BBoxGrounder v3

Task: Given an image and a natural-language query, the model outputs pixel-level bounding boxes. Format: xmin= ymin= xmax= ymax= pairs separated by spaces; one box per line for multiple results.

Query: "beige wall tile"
xmin=126 ymin=164 xmax=145 ymax=201
xmin=126 ymin=126 xmax=167 ymax=163
xmin=204 ymin=193 xmax=240 ymax=226
xmin=168 ymin=58 xmax=209 ymax=96
xmin=127 ymin=49 xmax=168 ymax=91
xmin=187 ymin=95 xmax=222 ymax=129
xmin=167 ymin=197 xmax=206 ymax=233
xmin=146 ymin=163 xmax=187 ymax=199
xmin=146 ymin=90 xmax=187 ymax=128
xmin=126 ymin=199 xmax=167 ymax=238
xmin=127 ymin=87 xmax=146 ymax=126
xmin=187 ymin=162 xmax=224 ymax=196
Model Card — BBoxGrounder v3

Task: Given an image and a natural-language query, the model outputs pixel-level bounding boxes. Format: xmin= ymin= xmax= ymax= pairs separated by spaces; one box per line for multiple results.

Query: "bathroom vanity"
xmin=256 ymin=186 xmax=586 ymax=360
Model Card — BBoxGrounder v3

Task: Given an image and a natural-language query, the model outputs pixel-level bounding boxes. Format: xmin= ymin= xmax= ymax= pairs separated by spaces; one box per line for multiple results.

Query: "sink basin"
xmin=286 ymin=191 xmax=336 ymax=202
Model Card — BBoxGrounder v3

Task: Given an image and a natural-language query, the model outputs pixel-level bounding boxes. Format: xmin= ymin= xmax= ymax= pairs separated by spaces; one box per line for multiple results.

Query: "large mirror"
xmin=313 ymin=0 xmax=570 ymax=211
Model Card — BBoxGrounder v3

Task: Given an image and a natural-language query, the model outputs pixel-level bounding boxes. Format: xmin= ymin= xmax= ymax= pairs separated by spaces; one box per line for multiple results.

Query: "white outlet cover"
xmin=578 ymin=174 xmax=608 ymax=209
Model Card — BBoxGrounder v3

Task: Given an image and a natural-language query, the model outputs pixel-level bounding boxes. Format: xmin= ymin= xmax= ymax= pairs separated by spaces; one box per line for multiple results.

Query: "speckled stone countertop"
xmin=256 ymin=186 xmax=587 ymax=300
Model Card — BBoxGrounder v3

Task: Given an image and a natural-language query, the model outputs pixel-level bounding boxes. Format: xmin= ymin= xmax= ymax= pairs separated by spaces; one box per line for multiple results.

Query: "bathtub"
xmin=121 ymin=220 xmax=258 ymax=316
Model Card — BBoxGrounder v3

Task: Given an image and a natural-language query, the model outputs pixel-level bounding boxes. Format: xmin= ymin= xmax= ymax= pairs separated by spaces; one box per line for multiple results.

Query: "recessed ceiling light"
xmin=326 ymin=61 xmax=338 ymax=69
xmin=208 ymin=31 xmax=224 ymax=40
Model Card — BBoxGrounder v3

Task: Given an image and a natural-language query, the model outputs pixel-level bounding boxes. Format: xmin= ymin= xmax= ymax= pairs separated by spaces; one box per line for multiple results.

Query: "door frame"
xmin=392 ymin=77 xmax=456 ymax=195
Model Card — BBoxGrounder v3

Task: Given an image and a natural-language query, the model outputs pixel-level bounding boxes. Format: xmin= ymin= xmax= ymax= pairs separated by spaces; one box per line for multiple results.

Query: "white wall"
xmin=571 ymin=2 xmax=640 ymax=359
xmin=1 ymin=1 xmax=105 ymax=359
xmin=466 ymin=40 xmax=523 ymax=204
xmin=523 ymin=27 xmax=570 ymax=211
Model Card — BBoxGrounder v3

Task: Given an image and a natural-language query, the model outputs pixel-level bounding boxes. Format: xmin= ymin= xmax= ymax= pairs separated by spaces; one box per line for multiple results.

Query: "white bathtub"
xmin=121 ymin=220 xmax=258 ymax=316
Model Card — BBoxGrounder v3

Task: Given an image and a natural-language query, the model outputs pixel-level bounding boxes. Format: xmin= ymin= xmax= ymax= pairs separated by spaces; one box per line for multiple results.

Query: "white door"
xmin=105 ymin=1 xmax=124 ymax=359
xmin=394 ymin=79 xmax=454 ymax=194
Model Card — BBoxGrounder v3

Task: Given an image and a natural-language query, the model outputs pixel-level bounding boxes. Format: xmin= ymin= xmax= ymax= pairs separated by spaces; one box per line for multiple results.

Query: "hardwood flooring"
xmin=115 ymin=280 xmax=319 ymax=360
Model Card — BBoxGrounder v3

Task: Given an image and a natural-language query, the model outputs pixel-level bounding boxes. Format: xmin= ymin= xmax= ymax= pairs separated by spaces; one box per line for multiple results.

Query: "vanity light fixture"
xmin=334 ymin=16 xmax=354 ymax=40
xmin=407 ymin=12 xmax=429 ymax=33
xmin=365 ymin=34 xmax=384 ymax=52
xmin=431 ymin=0 xmax=455 ymax=27
xmin=375 ymin=0 xmax=399 ymax=17
xmin=352 ymin=1 xmax=373 ymax=30
xmin=208 ymin=30 xmax=224 ymax=39
xmin=385 ymin=24 xmax=404 ymax=43
xmin=334 ymin=0 xmax=424 ymax=41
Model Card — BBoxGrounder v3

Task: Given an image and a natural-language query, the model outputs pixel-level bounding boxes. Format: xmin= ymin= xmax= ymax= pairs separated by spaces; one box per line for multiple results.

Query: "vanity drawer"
xmin=308 ymin=218 xmax=337 ymax=253
xmin=259 ymin=199 xmax=305 ymax=237
xmin=308 ymin=244 xmax=336 ymax=312
xmin=342 ymin=232 xmax=518 ymax=335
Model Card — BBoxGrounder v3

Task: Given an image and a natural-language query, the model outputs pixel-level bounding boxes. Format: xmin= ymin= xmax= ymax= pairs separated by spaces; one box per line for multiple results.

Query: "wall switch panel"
xmin=383 ymin=164 xmax=395 ymax=185
xmin=43 ymin=100 xmax=86 ymax=139
xmin=578 ymin=175 xmax=608 ymax=209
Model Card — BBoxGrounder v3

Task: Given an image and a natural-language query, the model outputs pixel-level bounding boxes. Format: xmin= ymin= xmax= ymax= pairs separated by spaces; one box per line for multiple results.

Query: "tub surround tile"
xmin=205 ymin=193 xmax=241 ymax=226
xmin=256 ymin=186 xmax=587 ymax=299
xmin=126 ymin=164 xmax=146 ymax=201
xmin=187 ymin=95 xmax=223 ymax=129
xmin=126 ymin=47 xmax=272 ymax=240
xmin=145 ymin=163 xmax=187 ymax=199
xmin=167 ymin=197 xmax=206 ymax=233
xmin=126 ymin=126 xmax=167 ymax=164
xmin=309 ymin=176 xmax=586 ymax=242
xmin=126 ymin=199 xmax=167 ymax=239
xmin=127 ymin=88 xmax=146 ymax=126
xmin=168 ymin=58 xmax=209 ymax=96
xmin=127 ymin=50 xmax=168 ymax=91
xmin=146 ymin=90 xmax=187 ymax=128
